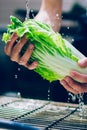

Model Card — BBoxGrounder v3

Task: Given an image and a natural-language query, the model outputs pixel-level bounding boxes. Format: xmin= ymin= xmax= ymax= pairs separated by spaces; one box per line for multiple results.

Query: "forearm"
xmin=35 ymin=0 xmax=62 ymax=32
xmin=40 ymin=0 xmax=62 ymax=13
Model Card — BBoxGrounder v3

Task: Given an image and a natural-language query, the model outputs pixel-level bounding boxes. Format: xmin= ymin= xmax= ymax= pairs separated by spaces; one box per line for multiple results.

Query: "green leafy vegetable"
xmin=2 ymin=16 xmax=87 ymax=82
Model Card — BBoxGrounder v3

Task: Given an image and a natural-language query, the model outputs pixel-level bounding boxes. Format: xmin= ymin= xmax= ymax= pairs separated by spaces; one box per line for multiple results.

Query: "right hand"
xmin=4 ymin=33 xmax=38 ymax=70
xmin=60 ymin=58 xmax=87 ymax=94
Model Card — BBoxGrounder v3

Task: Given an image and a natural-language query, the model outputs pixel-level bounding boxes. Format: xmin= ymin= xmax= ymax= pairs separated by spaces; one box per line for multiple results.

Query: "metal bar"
xmin=44 ymin=107 xmax=78 ymax=130
xmin=12 ymin=102 xmax=50 ymax=121
xmin=0 ymin=119 xmax=39 ymax=130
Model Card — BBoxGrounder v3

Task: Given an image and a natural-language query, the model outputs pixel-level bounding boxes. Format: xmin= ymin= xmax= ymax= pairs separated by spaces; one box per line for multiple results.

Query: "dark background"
xmin=0 ymin=0 xmax=87 ymax=104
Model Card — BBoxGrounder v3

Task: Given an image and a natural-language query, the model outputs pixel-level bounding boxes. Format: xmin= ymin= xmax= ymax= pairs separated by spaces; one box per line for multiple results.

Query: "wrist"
xmin=34 ymin=0 xmax=62 ymax=32
xmin=34 ymin=10 xmax=62 ymax=32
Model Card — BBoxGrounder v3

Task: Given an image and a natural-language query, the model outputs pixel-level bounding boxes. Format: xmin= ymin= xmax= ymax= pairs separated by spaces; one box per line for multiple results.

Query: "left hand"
xmin=60 ymin=58 xmax=87 ymax=94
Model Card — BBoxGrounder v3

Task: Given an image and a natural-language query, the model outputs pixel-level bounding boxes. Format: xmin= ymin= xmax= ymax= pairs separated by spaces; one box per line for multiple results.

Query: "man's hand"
xmin=4 ymin=33 xmax=38 ymax=70
xmin=4 ymin=0 xmax=62 ymax=70
xmin=60 ymin=58 xmax=87 ymax=94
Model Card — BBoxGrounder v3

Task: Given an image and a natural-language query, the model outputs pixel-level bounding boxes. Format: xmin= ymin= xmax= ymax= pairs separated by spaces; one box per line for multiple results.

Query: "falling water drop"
xmin=67 ymin=92 xmax=77 ymax=103
xmin=85 ymin=0 xmax=87 ymax=15
xmin=62 ymin=33 xmax=64 ymax=36
xmin=17 ymin=92 xmax=21 ymax=98
xmin=14 ymin=74 xmax=18 ymax=79
xmin=67 ymin=26 xmax=70 ymax=30
xmin=25 ymin=0 xmax=30 ymax=20
xmin=71 ymin=38 xmax=74 ymax=42
xmin=86 ymin=8 xmax=87 ymax=15
xmin=77 ymin=93 xmax=85 ymax=118
xmin=48 ymin=86 xmax=51 ymax=100
xmin=18 ymin=68 xmax=21 ymax=71
xmin=56 ymin=13 xmax=59 ymax=17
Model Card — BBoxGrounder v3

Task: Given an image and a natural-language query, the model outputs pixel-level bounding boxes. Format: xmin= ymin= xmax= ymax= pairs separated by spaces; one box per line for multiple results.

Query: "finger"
xmin=78 ymin=58 xmax=87 ymax=67
xmin=63 ymin=76 xmax=87 ymax=93
xmin=25 ymin=61 xmax=38 ymax=70
xmin=70 ymin=71 xmax=87 ymax=83
xmin=4 ymin=33 xmax=18 ymax=55
xmin=18 ymin=44 xmax=34 ymax=65
xmin=83 ymin=84 xmax=87 ymax=93
xmin=10 ymin=35 xmax=28 ymax=62
xmin=60 ymin=79 xmax=79 ymax=95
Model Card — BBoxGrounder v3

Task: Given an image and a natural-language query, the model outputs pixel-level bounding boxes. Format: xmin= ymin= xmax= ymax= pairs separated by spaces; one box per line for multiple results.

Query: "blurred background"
xmin=0 ymin=0 xmax=87 ymax=103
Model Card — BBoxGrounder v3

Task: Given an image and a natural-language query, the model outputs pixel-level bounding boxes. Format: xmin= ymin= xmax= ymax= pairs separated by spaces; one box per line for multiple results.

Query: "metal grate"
xmin=0 ymin=96 xmax=87 ymax=130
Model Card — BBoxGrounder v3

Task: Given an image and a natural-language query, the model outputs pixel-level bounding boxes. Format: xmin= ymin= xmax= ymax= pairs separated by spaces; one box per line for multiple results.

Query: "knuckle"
xmin=18 ymin=59 xmax=27 ymax=65
xmin=10 ymin=56 xmax=17 ymax=62
xmin=20 ymin=37 xmax=28 ymax=45
xmin=27 ymin=64 xmax=35 ymax=70
xmin=11 ymin=33 xmax=18 ymax=39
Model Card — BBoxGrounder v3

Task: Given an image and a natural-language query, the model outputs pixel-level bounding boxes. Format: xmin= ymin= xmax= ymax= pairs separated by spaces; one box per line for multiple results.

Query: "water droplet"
xmin=48 ymin=86 xmax=51 ymax=101
xmin=56 ymin=13 xmax=60 ymax=20
xmin=48 ymin=97 xmax=50 ymax=100
xmin=67 ymin=27 xmax=70 ymax=30
xmin=18 ymin=68 xmax=21 ymax=71
xmin=56 ymin=13 xmax=59 ymax=17
xmin=67 ymin=97 xmax=70 ymax=103
xmin=48 ymin=90 xmax=50 ymax=93
xmin=17 ymin=92 xmax=21 ymax=98
xmin=72 ymin=39 xmax=74 ymax=42
xmin=62 ymin=33 xmax=64 ymax=36
xmin=31 ymin=9 xmax=33 ymax=13
xmin=14 ymin=74 xmax=18 ymax=79
xmin=72 ymin=95 xmax=76 ymax=102
xmin=32 ymin=13 xmax=35 ymax=18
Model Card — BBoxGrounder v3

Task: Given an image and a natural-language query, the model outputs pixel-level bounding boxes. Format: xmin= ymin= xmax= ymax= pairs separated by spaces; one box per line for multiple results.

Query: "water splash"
xmin=68 ymin=92 xmax=76 ymax=102
xmin=86 ymin=8 xmax=87 ymax=16
xmin=17 ymin=92 xmax=22 ymax=98
xmin=85 ymin=0 xmax=87 ymax=15
xmin=67 ymin=92 xmax=77 ymax=103
xmin=31 ymin=9 xmax=35 ymax=18
xmin=25 ymin=0 xmax=30 ymax=20
xmin=77 ymin=93 xmax=86 ymax=118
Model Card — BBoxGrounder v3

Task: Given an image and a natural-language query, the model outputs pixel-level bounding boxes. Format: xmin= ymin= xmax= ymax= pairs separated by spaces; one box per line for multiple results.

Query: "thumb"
xmin=78 ymin=58 xmax=87 ymax=68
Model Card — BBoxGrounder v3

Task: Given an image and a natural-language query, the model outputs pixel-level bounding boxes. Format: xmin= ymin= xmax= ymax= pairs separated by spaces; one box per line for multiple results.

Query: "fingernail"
xmin=78 ymin=58 xmax=86 ymax=65
xmin=29 ymin=44 xmax=34 ymax=49
xmin=33 ymin=62 xmax=38 ymax=66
